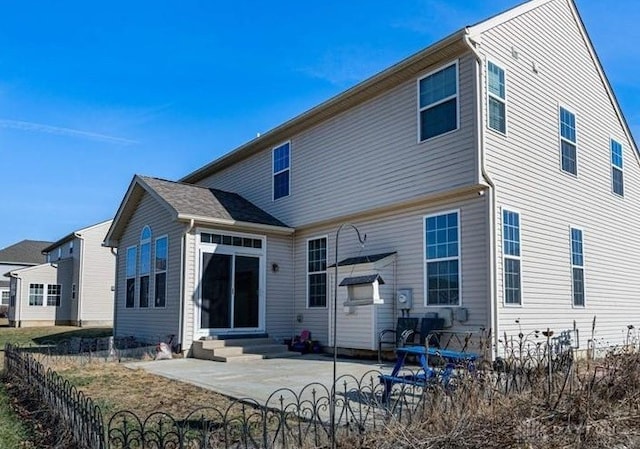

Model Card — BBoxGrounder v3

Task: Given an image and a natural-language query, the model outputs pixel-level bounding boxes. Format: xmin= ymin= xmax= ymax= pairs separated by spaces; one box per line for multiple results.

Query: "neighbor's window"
xmin=69 ymin=241 xmax=73 ymax=254
xmin=559 ymin=107 xmax=577 ymax=175
xmin=418 ymin=62 xmax=458 ymax=141
xmin=139 ymin=226 xmax=151 ymax=308
xmin=425 ymin=211 xmax=460 ymax=306
xmin=488 ymin=61 xmax=506 ymax=134
xmin=1 ymin=291 xmax=9 ymax=305
xmin=273 ymin=142 xmax=290 ymax=200
xmin=503 ymin=209 xmax=521 ymax=305
xmin=570 ymin=228 xmax=585 ymax=307
xmin=125 ymin=246 xmax=136 ymax=308
xmin=71 ymin=283 xmax=77 ymax=300
xmin=29 ymin=283 xmax=44 ymax=306
xmin=307 ymin=237 xmax=327 ymax=308
xmin=47 ymin=284 xmax=61 ymax=307
xmin=154 ymin=236 xmax=168 ymax=308
xmin=611 ymin=139 xmax=624 ymax=196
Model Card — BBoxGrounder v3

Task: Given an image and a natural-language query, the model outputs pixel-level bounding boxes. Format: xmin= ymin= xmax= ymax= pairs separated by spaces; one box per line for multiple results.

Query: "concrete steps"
xmin=192 ymin=337 xmax=298 ymax=363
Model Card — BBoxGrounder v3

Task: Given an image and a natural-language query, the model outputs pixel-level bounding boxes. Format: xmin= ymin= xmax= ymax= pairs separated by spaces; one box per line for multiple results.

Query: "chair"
xmin=416 ymin=317 xmax=445 ymax=346
xmin=378 ymin=317 xmax=419 ymax=363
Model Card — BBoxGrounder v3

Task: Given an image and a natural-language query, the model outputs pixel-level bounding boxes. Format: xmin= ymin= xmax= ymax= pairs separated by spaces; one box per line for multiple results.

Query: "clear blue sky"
xmin=0 ymin=1 xmax=638 ymax=249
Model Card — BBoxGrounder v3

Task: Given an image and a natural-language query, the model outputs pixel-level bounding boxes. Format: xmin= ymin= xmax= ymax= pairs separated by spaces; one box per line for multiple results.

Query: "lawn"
xmin=0 ymin=317 xmax=112 ymax=348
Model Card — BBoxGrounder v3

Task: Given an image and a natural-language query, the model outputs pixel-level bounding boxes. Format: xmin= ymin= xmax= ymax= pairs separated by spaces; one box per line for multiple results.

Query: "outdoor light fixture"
xmin=330 ymin=223 xmax=366 ymax=449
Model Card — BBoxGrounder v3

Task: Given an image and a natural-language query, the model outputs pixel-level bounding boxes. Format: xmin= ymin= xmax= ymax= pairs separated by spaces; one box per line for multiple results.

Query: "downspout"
xmin=110 ymin=247 xmax=118 ymax=335
xmin=179 ymin=219 xmax=195 ymax=355
xmin=464 ymin=30 xmax=499 ymax=359
xmin=75 ymin=233 xmax=85 ymax=326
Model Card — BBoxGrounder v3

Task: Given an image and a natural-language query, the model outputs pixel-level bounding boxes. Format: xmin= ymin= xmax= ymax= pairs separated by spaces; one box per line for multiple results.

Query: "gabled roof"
xmin=179 ymin=0 xmax=636 ymax=185
xmin=42 ymin=219 xmax=113 ymax=254
xmin=105 ymin=175 xmax=292 ymax=246
xmin=0 ymin=240 xmax=52 ymax=265
xmin=6 ymin=263 xmax=57 ymax=277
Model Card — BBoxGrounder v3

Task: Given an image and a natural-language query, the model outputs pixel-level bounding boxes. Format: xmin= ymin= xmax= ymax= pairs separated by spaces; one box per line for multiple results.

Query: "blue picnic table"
xmin=379 ymin=345 xmax=478 ymax=401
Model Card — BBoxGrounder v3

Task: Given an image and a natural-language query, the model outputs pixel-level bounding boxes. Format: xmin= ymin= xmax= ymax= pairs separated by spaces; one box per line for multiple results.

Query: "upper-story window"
xmin=139 ymin=226 xmax=151 ymax=308
xmin=57 ymin=247 xmax=62 ymax=260
xmin=425 ymin=210 xmax=460 ymax=306
xmin=125 ymin=247 xmax=136 ymax=308
xmin=611 ymin=139 xmax=624 ymax=196
xmin=69 ymin=241 xmax=73 ymax=254
xmin=154 ymin=236 xmax=168 ymax=308
xmin=418 ymin=62 xmax=458 ymax=141
xmin=273 ymin=142 xmax=290 ymax=200
xmin=487 ymin=61 xmax=506 ymax=134
xmin=559 ymin=106 xmax=577 ymax=175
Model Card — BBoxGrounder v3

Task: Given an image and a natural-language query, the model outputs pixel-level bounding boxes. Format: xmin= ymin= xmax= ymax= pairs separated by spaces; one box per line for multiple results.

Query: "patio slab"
xmin=126 ymin=354 xmax=393 ymax=407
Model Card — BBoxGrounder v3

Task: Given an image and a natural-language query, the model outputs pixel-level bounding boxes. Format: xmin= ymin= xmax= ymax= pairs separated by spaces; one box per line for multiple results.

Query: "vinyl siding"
xmin=481 ymin=0 xmax=640 ymax=347
xmin=293 ymin=192 xmax=489 ymax=346
xmin=114 ymin=192 xmax=184 ymax=343
xmin=196 ymin=54 xmax=478 ymax=228
xmin=78 ymin=222 xmax=115 ymax=324
xmin=11 ymin=264 xmax=60 ymax=323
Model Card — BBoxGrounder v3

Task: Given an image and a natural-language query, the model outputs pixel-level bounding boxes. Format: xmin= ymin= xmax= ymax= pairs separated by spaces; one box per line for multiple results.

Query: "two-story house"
xmin=7 ymin=220 xmax=115 ymax=327
xmin=104 ymin=0 xmax=639 ymax=357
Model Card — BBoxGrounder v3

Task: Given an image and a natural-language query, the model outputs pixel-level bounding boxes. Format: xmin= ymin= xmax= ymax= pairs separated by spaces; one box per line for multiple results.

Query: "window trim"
xmin=423 ymin=208 xmax=462 ymax=307
xmin=46 ymin=284 xmax=61 ymax=307
xmin=501 ymin=207 xmax=522 ymax=307
xmin=486 ymin=59 xmax=507 ymax=136
xmin=272 ymin=141 xmax=291 ymax=201
xmin=306 ymin=235 xmax=328 ymax=309
xmin=569 ymin=226 xmax=586 ymax=308
xmin=417 ymin=60 xmax=460 ymax=143
xmin=558 ymin=104 xmax=578 ymax=177
xmin=154 ymin=235 xmax=168 ymax=309
xmin=125 ymin=245 xmax=137 ymax=309
xmin=28 ymin=283 xmax=44 ymax=306
xmin=610 ymin=137 xmax=624 ymax=197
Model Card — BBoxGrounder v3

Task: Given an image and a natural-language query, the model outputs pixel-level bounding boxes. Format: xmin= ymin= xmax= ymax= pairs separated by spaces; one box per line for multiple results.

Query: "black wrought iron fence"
xmin=2 ymin=328 xmax=585 ymax=449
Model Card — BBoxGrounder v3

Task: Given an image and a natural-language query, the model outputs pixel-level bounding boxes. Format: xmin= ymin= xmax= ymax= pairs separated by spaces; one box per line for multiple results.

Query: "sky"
xmin=0 ymin=0 xmax=638 ymax=249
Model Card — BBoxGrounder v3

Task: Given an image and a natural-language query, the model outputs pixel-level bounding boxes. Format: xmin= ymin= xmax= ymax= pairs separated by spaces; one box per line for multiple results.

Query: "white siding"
xmin=10 ymin=264 xmax=60 ymax=325
xmin=114 ymin=192 xmax=184 ymax=344
xmin=293 ymin=192 xmax=489 ymax=346
xmin=481 ymin=0 xmax=640 ymax=347
xmin=196 ymin=54 xmax=478 ymax=229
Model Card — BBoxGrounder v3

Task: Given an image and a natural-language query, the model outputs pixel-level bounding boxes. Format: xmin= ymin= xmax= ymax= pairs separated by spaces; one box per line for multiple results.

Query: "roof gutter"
xmin=464 ymin=29 xmax=499 ymax=359
xmin=176 ymin=214 xmax=295 ymax=235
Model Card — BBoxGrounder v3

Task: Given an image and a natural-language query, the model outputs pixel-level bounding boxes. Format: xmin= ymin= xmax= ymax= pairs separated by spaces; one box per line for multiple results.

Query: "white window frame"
xmin=570 ymin=226 xmax=586 ymax=308
xmin=558 ymin=104 xmax=578 ymax=176
xmin=1 ymin=291 xmax=9 ymax=306
xmin=306 ymin=235 xmax=328 ymax=309
xmin=29 ymin=283 xmax=44 ymax=306
xmin=139 ymin=226 xmax=152 ymax=308
xmin=154 ymin=235 xmax=168 ymax=308
xmin=610 ymin=138 xmax=624 ymax=197
xmin=417 ymin=60 xmax=460 ymax=143
xmin=125 ymin=245 xmax=137 ymax=308
xmin=424 ymin=209 xmax=462 ymax=307
xmin=487 ymin=59 xmax=507 ymax=135
xmin=502 ymin=207 xmax=522 ymax=307
xmin=272 ymin=141 xmax=291 ymax=201
xmin=47 ymin=284 xmax=61 ymax=307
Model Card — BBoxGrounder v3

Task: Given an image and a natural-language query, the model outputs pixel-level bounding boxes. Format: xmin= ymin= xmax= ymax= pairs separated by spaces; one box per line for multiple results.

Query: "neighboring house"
xmin=7 ymin=220 xmax=115 ymax=327
xmin=104 ymin=0 xmax=640 ymax=357
xmin=0 ymin=240 xmax=52 ymax=316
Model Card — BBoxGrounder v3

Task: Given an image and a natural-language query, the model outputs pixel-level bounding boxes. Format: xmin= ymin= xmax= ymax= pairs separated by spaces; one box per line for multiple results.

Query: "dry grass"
xmin=44 ymin=358 xmax=234 ymax=420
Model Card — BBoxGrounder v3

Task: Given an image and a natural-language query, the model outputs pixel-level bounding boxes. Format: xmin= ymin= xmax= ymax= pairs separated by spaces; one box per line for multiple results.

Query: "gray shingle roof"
xmin=339 ymin=274 xmax=385 ymax=286
xmin=0 ymin=240 xmax=52 ymax=264
xmin=141 ymin=176 xmax=288 ymax=228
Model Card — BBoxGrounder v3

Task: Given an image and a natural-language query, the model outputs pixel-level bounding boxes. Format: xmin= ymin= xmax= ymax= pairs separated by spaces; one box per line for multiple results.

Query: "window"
xmin=502 ymin=210 xmax=521 ymax=305
xmin=69 ymin=241 xmax=74 ymax=254
xmin=487 ymin=61 xmax=506 ymax=134
xmin=1 ymin=291 xmax=9 ymax=305
xmin=125 ymin=246 xmax=136 ymax=308
xmin=559 ymin=107 xmax=577 ymax=175
xmin=139 ymin=226 xmax=151 ymax=308
xmin=10 ymin=282 xmax=16 ymax=307
xmin=307 ymin=237 xmax=327 ymax=308
xmin=71 ymin=284 xmax=76 ymax=300
xmin=201 ymin=232 xmax=262 ymax=248
xmin=273 ymin=142 xmax=290 ymax=200
xmin=570 ymin=228 xmax=585 ymax=307
xmin=57 ymin=247 xmax=62 ymax=260
xmin=611 ymin=139 xmax=624 ymax=196
xmin=425 ymin=211 xmax=460 ymax=306
xmin=418 ymin=62 xmax=458 ymax=141
xmin=29 ymin=284 xmax=44 ymax=306
xmin=47 ymin=284 xmax=61 ymax=307
xmin=154 ymin=236 xmax=168 ymax=308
